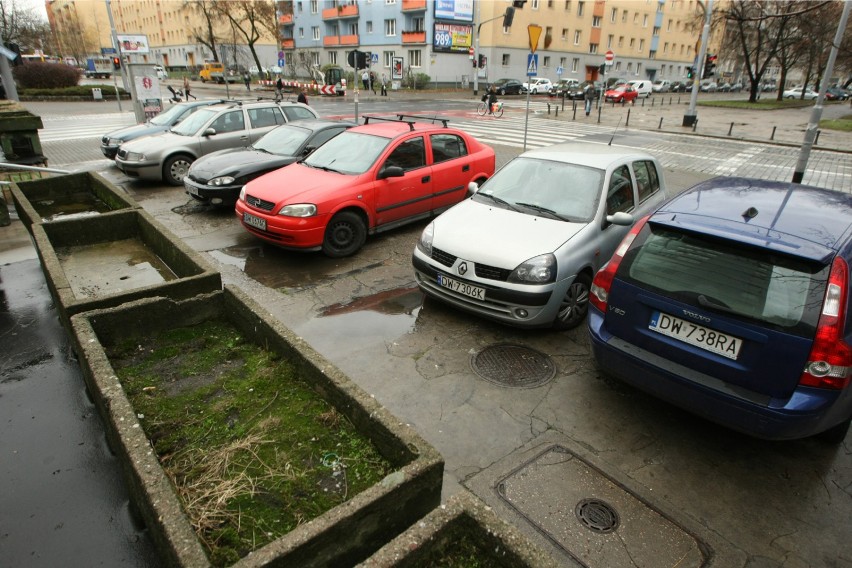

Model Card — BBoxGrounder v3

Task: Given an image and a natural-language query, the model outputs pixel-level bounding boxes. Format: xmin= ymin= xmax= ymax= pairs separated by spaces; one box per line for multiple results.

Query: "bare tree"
xmin=215 ymin=1 xmax=276 ymax=76
xmin=185 ymin=0 xmax=221 ymax=63
xmin=1 ymin=0 xmax=50 ymax=53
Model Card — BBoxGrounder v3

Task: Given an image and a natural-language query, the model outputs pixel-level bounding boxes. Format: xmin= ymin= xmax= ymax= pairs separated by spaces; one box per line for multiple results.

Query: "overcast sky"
xmin=16 ymin=0 xmax=49 ymax=22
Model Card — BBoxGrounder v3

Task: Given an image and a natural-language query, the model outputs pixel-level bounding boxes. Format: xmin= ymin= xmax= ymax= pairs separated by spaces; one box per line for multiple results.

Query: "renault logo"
xmin=458 ymin=262 xmax=468 ymax=275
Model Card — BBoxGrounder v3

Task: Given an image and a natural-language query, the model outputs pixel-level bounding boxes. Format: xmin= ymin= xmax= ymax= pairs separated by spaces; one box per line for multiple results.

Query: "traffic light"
xmin=112 ymin=56 xmax=121 ymax=70
xmin=503 ymin=6 xmax=515 ymax=27
xmin=478 ymin=54 xmax=487 ymax=69
xmin=687 ymin=66 xmax=694 ymax=79
xmin=703 ymin=54 xmax=716 ymax=79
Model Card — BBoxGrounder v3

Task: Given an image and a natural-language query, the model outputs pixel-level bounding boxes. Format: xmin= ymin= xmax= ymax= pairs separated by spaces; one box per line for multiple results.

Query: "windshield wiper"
xmin=514 ymin=202 xmax=570 ymax=221
xmin=477 ymin=192 xmax=519 ymax=212
xmin=306 ymin=163 xmax=342 ymax=174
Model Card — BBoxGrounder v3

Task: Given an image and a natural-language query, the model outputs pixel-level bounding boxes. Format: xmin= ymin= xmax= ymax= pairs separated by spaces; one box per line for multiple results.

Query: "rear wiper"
xmin=477 ymin=192 xmax=519 ymax=212
xmin=514 ymin=202 xmax=569 ymax=221
xmin=697 ymin=294 xmax=740 ymax=316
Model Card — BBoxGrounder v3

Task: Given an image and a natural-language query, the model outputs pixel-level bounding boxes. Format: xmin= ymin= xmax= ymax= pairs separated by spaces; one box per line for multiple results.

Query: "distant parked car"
xmin=549 ymin=79 xmax=581 ymax=97
xmin=783 ymin=87 xmax=818 ymax=100
xmin=589 ymin=177 xmax=852 ymax=442
xmin=651 ymin=80 xmax=671 ymax=93
xmin=490 ymin=78 xmax=526 ymax=95
xmin=523 ymin=77 xmax=553 ymax=94
xmin=669 ymin=81 xmax=688 ymax=93
xmin=153 ymin=65 xmax=168 ymax=80
xmin=629 ymin=80 xmax=653 ymax=98
xmin=604 ymin=84 xmax=639 ymax=104
xmin=825 ymin=87 xmax=849 ymax=101
xmin=413 ymin=142 xmax=667 ymax=329
xmin=699 ymin=81 xmax=718 ymax=92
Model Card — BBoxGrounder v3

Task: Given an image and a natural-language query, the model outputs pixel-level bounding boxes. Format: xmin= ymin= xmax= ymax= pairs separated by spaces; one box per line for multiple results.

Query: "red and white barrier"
xmin=258 ymin=79 xmax=344 ymax=96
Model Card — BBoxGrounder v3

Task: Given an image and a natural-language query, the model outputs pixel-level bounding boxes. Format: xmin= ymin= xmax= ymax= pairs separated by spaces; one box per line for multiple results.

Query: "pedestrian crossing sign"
xmin=527 ymin=53 xmax=538 ymax=77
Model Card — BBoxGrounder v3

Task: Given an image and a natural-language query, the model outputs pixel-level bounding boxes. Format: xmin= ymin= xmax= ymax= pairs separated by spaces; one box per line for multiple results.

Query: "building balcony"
xmin=281 ymin=38 xmax=295 ymax=49
xmin=323 ymin=34 xmax=359 ymax=47
xmin=322 ymin=4 xmax=359 ymax=20
xmin=402 ymin=0 xmax=427 ymax=11
xmin=278 ymin=13 xmax=294 ymax=25
xmin=401 ymin=31 xmax=427 ymax=44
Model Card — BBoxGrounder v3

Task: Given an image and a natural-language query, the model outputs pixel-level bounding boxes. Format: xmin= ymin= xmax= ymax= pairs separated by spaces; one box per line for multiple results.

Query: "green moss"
xmin=697 ymin=99 xmax=814 ymax=110
xmin=108 ymin=319 xmax=393 ymax=566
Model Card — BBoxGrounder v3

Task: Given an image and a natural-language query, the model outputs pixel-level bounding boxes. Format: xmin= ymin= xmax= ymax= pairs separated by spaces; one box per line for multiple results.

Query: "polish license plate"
xmin=437 ymin=274 xmax=485 ymax=301
xmin=184 ymin=179 xmax=201 ymax=197
xmin=649 ymin=311 xmax=742 ymax=360
xmin=242 ymin=212 xmax=267 ymax=231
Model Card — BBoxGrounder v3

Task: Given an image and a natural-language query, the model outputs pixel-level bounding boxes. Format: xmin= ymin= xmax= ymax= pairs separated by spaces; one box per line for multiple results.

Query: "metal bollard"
xmin=555 ymin=107 xmax=558 ymax=117
xmin=547 ymin=103 xmax=551 ymax=115
xmin=815 ymin=130 xmax=821 ymax=145
xmin=597 ymin=104 xmax=602 ymax=124
xmin=573 ymin=105 xmax=577 ymax=120
xmin=692 ymin=119 xmax=698 ymax=132
xmin=770 ymin=126 xmax=776 ymax=140
xmin=728 ymin=122 xmax=734 ymax=136
xmin=650 ymin=97 xmax=654 ymax=107
xmin=641 ymin=98 xmax=645 ymax=107
xmin=659 ymin=117 xmax=664 ymax=129
xmin=626 ymin=108 xmax=631 ymax=126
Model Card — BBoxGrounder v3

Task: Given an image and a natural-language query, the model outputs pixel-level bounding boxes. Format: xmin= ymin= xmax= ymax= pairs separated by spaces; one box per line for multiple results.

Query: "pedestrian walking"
xmin=361 ymin=69 xmax=369 ymax=91
xmin=297 ymin=88 xmax=308 ymax=105
xmin=380 ymin=73 xmax=388 ymax=96
xmin=244 ymin=72 xmax=251 ymax=91
xmin=183 ymin=76 xmax=196 ymax=100
xmin=369 ymin=71 xmax=376 ymax=94
xmin=275 ymin=76 xmax=283 ymax=101
xmin=584 ymin=81 xmax=595 ymax=116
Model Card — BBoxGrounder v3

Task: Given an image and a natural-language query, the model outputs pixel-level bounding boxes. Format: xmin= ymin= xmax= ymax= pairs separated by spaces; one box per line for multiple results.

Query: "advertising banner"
xmin=433 ymin=23 xmax=473 ymax=53
xmin=392 ymin=57 xmax=404 ymax=80
xmin=434 ymin=0 xmax=473 ymax=23
xmin=117 ymin=34 xmax=150 ymax=54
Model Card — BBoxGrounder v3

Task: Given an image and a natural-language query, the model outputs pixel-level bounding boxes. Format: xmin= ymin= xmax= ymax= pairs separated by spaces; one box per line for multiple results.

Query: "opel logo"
xmin=458 ymin=262 xmax=468 ymax=275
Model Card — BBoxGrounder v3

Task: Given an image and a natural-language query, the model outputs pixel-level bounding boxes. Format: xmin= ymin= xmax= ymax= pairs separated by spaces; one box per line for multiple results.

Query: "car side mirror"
xmin=203 ymin=127 xmax=216 ymax=136
xmin=302 ymin=145 xmax=316 ymax=156
xmin=605 ymin=211 xmax=634 ymax=226
xmin=378 ymin=165 xmax=404 ymax=179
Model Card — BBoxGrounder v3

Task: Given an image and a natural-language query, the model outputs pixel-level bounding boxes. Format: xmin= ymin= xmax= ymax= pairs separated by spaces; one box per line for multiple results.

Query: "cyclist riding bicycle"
xmin=486 ymin=85 xmax=498 ymax=114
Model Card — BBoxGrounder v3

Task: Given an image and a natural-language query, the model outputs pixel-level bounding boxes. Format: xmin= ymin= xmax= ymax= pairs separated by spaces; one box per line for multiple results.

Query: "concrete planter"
xmin=70 ymin=287 xmax=444 ymax=567
xmin=11 ymin=171 xmax=140 ymax=230
xmin=31 ymin=207 xmax=221 ymax=329
xmin=358 ymin=491 xmax=559 ymax=568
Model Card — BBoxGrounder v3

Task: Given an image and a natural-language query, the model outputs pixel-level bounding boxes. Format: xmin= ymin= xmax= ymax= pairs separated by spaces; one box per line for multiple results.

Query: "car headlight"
xmin=207 ymin=176 xmax=235 ymax=186
xmin=124 ymin=151 xmax=145 ymax=161
xmin=107 ymin=138 xmax=124 ymax=146
xmin=508 ymin=253 xmax=556 ymax=284
xmin=278 ymin=203 xmax=316 ymax=217
xmin=417 ymin=222 xmax=434 ymax=256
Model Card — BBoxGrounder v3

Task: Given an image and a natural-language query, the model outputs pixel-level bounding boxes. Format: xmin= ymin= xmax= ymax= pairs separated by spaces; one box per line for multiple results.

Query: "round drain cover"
xmin=470 ymin=344 xmax=556 ymax=388
xmin=575 ymin=498 xmax=620 ymax=533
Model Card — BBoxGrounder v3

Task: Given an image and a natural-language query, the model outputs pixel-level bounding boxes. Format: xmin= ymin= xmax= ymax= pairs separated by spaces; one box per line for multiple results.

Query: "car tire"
xmin=163 ymin=154 xmax=194 ymax=186
xmin=499 ymin=88 xmax=506 ymax=95
xmin=554 ymin=272 xmax=592 ymax=330
xmin=322 ymin=211 xmax=367 ymax=258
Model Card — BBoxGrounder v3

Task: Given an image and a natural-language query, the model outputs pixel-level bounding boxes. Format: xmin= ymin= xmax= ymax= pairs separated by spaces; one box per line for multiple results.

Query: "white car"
xmin=783 ymin=87 xmax=818 ymax=100
xmin=629 ymin=80 xmax=653 ymax=98
xmin=651 ymin=79 xmax=671 ymax=93
xmin=154 ymin=65 xmax=168 ymax=80
xmin=523 ymin=77 xmax=553 ymax=94
xmin=412 ymin=142 xmax=668 ymax=329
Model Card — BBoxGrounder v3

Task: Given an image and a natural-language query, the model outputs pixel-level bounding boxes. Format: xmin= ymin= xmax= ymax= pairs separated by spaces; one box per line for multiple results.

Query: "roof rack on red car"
xmin=362 ymin=114 xmax=450 ymax=130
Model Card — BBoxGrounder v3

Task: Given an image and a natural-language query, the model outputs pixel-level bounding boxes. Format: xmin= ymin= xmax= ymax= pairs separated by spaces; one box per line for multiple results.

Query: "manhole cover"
xmin=575 ymin=498 xmax=620 ymax=533
xmin=470 ymin=344 xmax=556 ymax=388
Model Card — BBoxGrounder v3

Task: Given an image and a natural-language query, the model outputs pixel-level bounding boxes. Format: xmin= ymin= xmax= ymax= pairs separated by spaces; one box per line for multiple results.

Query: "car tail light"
xmin=799 ymin=256 xmax=852 ymax=390
xmin=589 ymin=215 xmax=650 ymax=313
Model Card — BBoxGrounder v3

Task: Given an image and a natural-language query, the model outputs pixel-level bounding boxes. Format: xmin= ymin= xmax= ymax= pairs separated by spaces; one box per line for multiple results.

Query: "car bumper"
xmin=184 ymin=177 xmax=241 ymax=203
xmin=587 ymin=307 xmax=850 ymax=440
xmin=115 ymin=158 xmax=162 ymax=181
xmin=412 ymin=249 xmax=567 ymax=328
xmin=234 ymin=201 xmax=326 ymax=251
xmin=101 ymin=145 xmax=118 ymax=159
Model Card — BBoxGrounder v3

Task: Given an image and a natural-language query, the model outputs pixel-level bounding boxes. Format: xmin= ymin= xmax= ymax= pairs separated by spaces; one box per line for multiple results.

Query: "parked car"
xmin=490 ymin=78 xmax=526 ymax=95
xmin=235 ymin=115 xmax=496 ymax=258
xmin=604 ymin=84 xmax=639 ymax=104
xmin=184 ymin=119 xmax=356 ymax=206
xmin=651 ymin=80 xmax=671 ymax=93
xmin=783 ymin=87 xmax=818 ymax=100
xmin=100 ymin=99 xmax=223 ymax=159
xmin=523 ymin=77 xmax=553 ymax=94
xmin=718 ymin=82 xmax=742 ymax=92
xmin=699 ymin=81 xmax=718 ymax=92
xmin=153 ymin=65 xmax=168 ymax=80
xmin=588 ymin=177 xmax=852 ymax=442
xmin=115 ymin=101 xmax=319 ymax=185
xmin=412 ymin=142 xmax=667 ymax=329
xmin=549 ymin=79 xmax=581 ymax=97
xmin=628 ymin=80 xmax=653 ymax=98
xmin=669 ymin=81 xmax=688 ymax=93
xmin=825 ymin=87 xmax=849 ymax=101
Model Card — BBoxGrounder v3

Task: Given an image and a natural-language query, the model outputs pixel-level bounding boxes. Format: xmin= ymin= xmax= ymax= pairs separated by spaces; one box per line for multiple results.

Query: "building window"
xmin=667 ymin=19 xmax=672 ymax=31
xmin=649 ymin=50 xmax=656 ymax=60
xmin=565 ymin=0 xmax=571 ymax=10
xmin=329 ymin=51 xmax=338 ymax=65
xmin=413 ymin=16 xmax=424 ymax=32
xmin=629 ymin=38 xmax=635 ymax=50
xmin=663 ymin=42 xmax=668 ymax=53
xmin=592 ymin=16 xmax=601 ymax=27
xmin=607 ymin=34 xmax=613 ymax=48
xmin=532 ymin=0 xmax=540 ymax=8
xmin=618 ymin=36 xmax=624 ymax=47
xmin=643 ymin=14 xmax=648 ymax=27
xmin=312 ymin=51 xmax=320 ymax=66
xmin=312 ymin=26 xmax=320 ymax=41
xmin=310 ymin=0 xmax=317 ymax=14
xmin=615 ymin=61 xmax=621 ymax=71
xmin=622 ymin=9 xmax=628 ymax=22
xmin=610 ymin=7 xmax=617 ymax=22
xmin=385 ymin=0 xmax=396 ymax=4
xmin=561 ymin=27 xmax=568 ymax=39
xmin=503 ymin=24 xmax=511 ymax=33
xmin=349 ymin=23 xmax=358 ymax=35
xmin=627 ymin=62 xmax=633 ymax=73
xmin=383 ymin=50 xmax=394 ymax=67
xmin=548 ymin=0 xmax=554 ymax=7
xmin=574 ymin=30 xmax=581 ymax=44
xmin=299 ymin=27 xmax=304 ymax=38
xmin=589 ymin=43 xmax=598 ymax=54
xmin=559 ymin=56 xmax=567 ymax=67
xmin=409 ymin=50 xmax=421 ymax=67
xmin=636 ymin=63 xmax=642 ymax=76
xmin=577 ymin=1 xmax=584 ymax=16
xmin=633 ymin=13 xmax=638 ymax=24
xmin=653 ymin=26 xmax=660 ymax=36
xmin=297 ymin=2 xmax=302 ymax=13
xmin=385 ymin=19 xmax=396 ymax=36
xmin=639 ymin=39 xmax=644 ymax=52
xmin=571 ymin=57 xmax=579 ymax=72
xmin=543 ymin=55 xmax=550 ymax=67
xmin=367 ymin=21 xmax=373 ymax=33
xmin=502 ymin=53 xmax=510 ymax=66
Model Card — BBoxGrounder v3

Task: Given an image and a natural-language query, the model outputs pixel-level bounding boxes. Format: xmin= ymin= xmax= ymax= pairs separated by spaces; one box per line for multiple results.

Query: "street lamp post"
xmin=683 ymin=0 xmax=712 ymax=127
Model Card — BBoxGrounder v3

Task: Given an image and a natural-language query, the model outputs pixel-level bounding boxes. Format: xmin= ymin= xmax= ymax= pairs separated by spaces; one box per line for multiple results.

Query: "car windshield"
xmin=622 ymin=225 xmax=829 ymax=334
xmin=473 ymin=157 xmax=604 ymax=222
xmin=302 ymin=131 xmax=389 ymax=175
xmin=171 ymin=108 xmax=218 ymax=136
xmin=149 ymin=104 xmax=187 ymax=126
xmin=252 ymin=125 xmax=310 ymax=155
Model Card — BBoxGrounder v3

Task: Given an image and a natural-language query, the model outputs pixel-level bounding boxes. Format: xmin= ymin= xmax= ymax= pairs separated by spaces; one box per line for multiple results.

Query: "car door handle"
xmin=462 ymin=165 xmax=470 ymax=172
xmin=240 ymin=135 xmax=249 ymax=140
xmin=422 ymin=176 xmax=431 ymax=183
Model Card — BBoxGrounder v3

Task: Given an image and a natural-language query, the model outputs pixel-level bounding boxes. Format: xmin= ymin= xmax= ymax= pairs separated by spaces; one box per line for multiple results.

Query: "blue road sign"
xmin=371 ymin=53 xmax=379 ymax=64
xmin=556 ymin=66 xmax=563 ymax=76
xmin=526 ymin=53 xmax=538 ymax=77
xmin=278 ymin=57 xmax=286 ymax=67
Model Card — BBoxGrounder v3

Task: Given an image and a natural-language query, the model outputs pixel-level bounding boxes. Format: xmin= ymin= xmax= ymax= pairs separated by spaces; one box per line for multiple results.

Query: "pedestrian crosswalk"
xmin=449 ymin=114 xmax=608 ymax=150
xmin=39 ymin=112 xmax=136 ymax=142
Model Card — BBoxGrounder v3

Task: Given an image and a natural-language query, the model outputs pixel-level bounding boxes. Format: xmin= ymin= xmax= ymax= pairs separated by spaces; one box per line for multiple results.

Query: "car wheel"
xmin=163 ymin=154 xmax=194 ymax=186
xmin=322 ymin=211 xmax=367 ymax=258
xmin=554 ymin=272 xmax=591 ymax=330
xmin=500 ymin=88 xmax=506 ymax=95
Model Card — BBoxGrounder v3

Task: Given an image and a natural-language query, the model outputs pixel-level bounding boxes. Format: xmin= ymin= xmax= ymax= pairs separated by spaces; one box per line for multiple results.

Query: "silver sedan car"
xmin=115 ymin=100 xmax=319 ymax=185
xmin=412 ymin=142 xmax=668 ymax=329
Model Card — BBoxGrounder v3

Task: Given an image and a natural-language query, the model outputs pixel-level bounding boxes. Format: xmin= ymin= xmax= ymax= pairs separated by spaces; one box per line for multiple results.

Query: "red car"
xmin=604 ymin=85 xmax=639 ymax=104
xmin=235 ymin=115 xmax=495 ymax=257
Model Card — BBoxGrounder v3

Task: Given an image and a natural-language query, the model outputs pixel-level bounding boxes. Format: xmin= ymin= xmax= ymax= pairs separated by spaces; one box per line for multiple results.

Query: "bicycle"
xmin=476 ymin=100 xmax=504 ymax=118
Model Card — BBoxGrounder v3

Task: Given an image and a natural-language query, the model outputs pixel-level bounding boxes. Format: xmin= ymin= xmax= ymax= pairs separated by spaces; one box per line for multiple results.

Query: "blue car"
xmin=587 ymin=177 xmax=852 ymax=442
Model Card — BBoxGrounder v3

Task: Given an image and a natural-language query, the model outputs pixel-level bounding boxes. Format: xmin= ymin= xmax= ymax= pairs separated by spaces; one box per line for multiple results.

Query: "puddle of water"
xmin=34 ymin=192 xmax=113 ymax=222
xmin=56 ymin=238 xmax=178 ymax=299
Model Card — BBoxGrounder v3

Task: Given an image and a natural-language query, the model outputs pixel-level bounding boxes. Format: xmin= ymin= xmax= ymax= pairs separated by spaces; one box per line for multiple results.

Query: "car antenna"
xmin=608 ymin=117 xmax=623 ymax=146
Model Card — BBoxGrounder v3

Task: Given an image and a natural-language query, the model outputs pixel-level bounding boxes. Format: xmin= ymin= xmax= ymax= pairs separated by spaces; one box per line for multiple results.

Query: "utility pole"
xmin=792 ymin=0 xmax=851 ymax=184
xmin=683 ymin=0 xmax=712 ymax=127
xmin=105 ymin=0 xmax=126 ymax=111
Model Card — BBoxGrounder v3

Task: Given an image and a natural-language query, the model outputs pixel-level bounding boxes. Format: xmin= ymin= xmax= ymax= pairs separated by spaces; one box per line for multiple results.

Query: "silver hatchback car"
xmin=115 ymin=100 xmax=319 ymax=185
xmin=412 ymin=142 xmax=667 ymax=329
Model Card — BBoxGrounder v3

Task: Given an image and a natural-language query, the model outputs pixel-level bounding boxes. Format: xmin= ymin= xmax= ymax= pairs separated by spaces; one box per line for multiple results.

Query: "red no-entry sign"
xmin=605 ymin=50 xmax=615 ymax=62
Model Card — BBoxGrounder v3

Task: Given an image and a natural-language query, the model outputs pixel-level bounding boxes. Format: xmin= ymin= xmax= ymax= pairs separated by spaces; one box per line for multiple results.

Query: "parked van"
xmin=629 ymin=80 xmax=653 ymax=98
xmin=652 ymin=79 xmax=671 ymax=93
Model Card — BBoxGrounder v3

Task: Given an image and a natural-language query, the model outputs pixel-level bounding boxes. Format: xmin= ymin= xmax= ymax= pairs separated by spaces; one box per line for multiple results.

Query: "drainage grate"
xmin=470 ymin=344 xmax=556 ymax=388
xmin=575 ymin=498 xmax=620 ymax=533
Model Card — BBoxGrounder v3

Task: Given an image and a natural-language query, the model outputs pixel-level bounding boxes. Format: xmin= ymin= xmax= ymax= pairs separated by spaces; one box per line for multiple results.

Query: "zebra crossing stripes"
xmin=451 ymin=115 xmax=608 ymax=149
xmin=38 ymin=113 xmax=136 ymax=142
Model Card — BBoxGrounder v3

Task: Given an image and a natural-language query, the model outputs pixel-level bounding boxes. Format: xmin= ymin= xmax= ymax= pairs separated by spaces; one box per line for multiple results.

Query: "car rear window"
xmin=620 ymin=225 xmax=830 ymax=334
